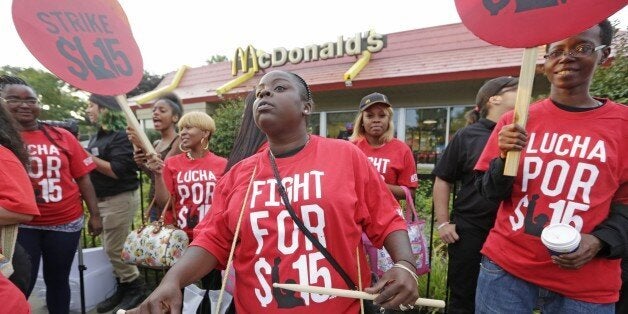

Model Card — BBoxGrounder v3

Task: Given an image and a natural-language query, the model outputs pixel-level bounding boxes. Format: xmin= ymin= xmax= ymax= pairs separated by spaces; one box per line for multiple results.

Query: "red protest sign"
xmin=455 ymin=0 xmax=627 ymax=48
xmin=12 ymin=0 xmax=143 ymax=95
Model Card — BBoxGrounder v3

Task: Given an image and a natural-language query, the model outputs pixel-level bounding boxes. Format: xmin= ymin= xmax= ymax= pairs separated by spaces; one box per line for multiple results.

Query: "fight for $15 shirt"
xmin=192 ymin=136 xmax=406 ymax=313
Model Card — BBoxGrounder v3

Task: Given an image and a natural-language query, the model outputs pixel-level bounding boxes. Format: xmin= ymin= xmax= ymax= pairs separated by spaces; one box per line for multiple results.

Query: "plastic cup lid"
xmin=541 ymin=223 xmax=581 ymax=248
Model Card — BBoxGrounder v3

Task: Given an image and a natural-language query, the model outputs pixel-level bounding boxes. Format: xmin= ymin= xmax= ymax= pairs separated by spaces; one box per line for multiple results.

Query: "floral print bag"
xmin=121 ymin=198 xmax=189 ymax=269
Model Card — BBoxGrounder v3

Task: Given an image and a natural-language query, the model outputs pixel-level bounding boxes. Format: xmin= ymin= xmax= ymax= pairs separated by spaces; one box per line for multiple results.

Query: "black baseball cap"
xmin=88 ymin=94 xmax=121 ymax=111
xmin=359 ymin=92 xmax=391 ymax=111
xmin=475 ymin=76 xmax=519 ymax=109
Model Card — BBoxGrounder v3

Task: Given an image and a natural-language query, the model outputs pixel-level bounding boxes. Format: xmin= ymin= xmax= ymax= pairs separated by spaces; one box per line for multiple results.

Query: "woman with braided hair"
xmin=129 ymin=70 xmax=419 ymax=313
xmin=0 ymin=78 xmax=39 ymax=302
xmin=1 ymin=75 xmax=100 ymax=313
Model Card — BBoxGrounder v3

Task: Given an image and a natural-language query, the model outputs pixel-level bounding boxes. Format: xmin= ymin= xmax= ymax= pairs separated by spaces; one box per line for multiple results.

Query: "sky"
xmin=1 ymin=1 xmax=627 ymax=75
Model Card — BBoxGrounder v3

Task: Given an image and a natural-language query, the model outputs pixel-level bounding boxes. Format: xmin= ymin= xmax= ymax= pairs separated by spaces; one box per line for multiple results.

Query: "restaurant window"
xmin=141 ymin=119 xmax=154 ymax=130
xmin=449 ymin=105 xmax=474 ymax=139
xmin=405 ymin=108 xmax=447 ymax=173
xmin=308 ymin=113 xmax=320 ymax=136
xmin=326 ymin=111 xmax=357 ymax=139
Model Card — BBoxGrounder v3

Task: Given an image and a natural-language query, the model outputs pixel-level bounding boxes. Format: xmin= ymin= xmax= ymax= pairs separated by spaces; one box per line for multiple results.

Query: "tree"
xmin=126 ymin=71 xmax=164 ymax=97
xmin=206 ymin=55 xmax=228 ymax=64
xmin=209 ymin=98 xmax=244 ymax=157
xmin=1 ymin=66 xmax=87 ymax=122
xmin=591 ymin=29 xmax=628 ymax=104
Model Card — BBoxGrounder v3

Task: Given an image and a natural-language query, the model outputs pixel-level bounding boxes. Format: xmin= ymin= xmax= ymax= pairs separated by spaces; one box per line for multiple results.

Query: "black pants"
xmin=446 ymin=226 xmax=489 ymax=314
xmin=617 ymin=259 xmax=628 ymax=314
xmin=17 ymin=227 xmax=81 ymax=314
xmin=8 ymin=243 xmax=31 ymax=296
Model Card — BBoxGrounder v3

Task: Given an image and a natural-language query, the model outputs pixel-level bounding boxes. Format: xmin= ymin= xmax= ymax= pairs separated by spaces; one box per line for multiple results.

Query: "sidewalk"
xmin=29 ymin=295 xmax=99 ymax=314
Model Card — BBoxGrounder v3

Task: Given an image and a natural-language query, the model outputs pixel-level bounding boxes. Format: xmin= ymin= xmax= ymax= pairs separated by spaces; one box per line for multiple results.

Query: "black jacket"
xmin=87 ymin=129 xmax=139 ymax=197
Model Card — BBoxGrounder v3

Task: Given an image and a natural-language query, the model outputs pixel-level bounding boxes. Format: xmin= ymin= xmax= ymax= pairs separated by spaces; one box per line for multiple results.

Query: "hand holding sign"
xmin=12 ymin=0 xmax=155 ymax=155
xmin=454 ymin=0 xmax=626 ymax=176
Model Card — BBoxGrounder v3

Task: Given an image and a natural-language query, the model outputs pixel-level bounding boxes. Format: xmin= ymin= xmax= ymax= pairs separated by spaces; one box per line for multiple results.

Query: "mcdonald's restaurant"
xmin=134 ymin=23 xmax=551 ymax=172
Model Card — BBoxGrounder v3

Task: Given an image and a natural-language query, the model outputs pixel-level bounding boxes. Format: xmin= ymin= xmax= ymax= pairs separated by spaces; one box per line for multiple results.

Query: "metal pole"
xmin=78 ymin=236 xmax=87 ymax=314
xmin=426 ymin=175 xmax=435 ymax=299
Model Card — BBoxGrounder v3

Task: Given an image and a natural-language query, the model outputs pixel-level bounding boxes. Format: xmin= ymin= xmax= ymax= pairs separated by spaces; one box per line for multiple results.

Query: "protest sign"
xmin=13 ymin=0 xmax=155 ymax=154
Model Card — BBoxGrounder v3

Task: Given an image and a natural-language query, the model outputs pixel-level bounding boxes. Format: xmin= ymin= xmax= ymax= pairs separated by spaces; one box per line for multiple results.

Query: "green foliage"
xmin=209 ymin=98 xmax=245 ymax=157
xmin=206 ymin=55 xmax=229 ymax=64
xmin=415 ymin=179 xmax=434 ymax=221
xmin=1 ymin=65 xmax=87 ymax=122
xmin=414 ymin=177 xmax=450 ymax=312
xmin=591 ymin=30 xmax=628 ymax=104
xmin=145 ymin=129 xmax=161 ymax=144
xmin=126 ymin=71 xmax=164 ymax=98
xmin=418 ymin=252 xmax=448 ymax=313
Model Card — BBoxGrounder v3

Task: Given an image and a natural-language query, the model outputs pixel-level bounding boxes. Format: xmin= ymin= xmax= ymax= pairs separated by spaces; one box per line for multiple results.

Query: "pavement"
xmin=29 ymin=295 xmax=99 ymax=314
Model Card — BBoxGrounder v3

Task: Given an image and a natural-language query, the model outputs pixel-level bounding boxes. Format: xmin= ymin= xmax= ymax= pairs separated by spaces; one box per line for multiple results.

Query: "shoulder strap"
xmin=142 ymin=197 xmax=157 ymax=224
xmin=268 ymin=151 xmax=357 ymax=290
xmin=166 ymin=135 xmax=179 ymax=150
xmin=158 ymin=197 xmax=173 ymax=221
xmin=401 ymin=186 xmax=416 ymax=222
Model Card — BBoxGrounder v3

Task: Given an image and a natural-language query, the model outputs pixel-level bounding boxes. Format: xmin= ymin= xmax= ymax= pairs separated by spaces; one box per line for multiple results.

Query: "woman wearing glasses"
xmin=0 ymin=90 xmax=36 ymax=313
xmin=1 ymin=75 xmax=102 ymax=314
xmin=473 ymin=19 xmax=627 ymax=313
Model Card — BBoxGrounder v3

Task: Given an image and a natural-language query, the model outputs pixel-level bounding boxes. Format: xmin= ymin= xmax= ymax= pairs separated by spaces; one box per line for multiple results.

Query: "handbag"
xmin=364 ymin=186 xmax=430 ymax=276
xmin=0 ymin=224 xmax=18 ymax=277
xmin=121 ymin=197 xmax=189 ymax=269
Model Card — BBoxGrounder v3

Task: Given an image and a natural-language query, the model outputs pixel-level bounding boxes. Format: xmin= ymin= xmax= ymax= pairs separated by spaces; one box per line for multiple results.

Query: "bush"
xmin=210 ymin=98 xmax=245 ymax=158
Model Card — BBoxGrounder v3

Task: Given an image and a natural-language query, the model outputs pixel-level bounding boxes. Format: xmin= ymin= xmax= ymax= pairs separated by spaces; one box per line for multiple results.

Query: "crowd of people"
xmin=0 ymin=18 xmax=625 ymax=314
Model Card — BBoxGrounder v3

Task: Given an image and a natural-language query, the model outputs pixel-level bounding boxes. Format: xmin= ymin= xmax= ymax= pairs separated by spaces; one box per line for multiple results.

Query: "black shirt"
xmin=432 ymin=118 xmax=499 ymax=233
xmin=87 ymin=128 xmax=139 ymax=197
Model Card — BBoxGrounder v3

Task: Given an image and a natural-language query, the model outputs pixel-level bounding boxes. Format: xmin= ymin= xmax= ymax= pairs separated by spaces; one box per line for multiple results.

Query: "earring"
xmin=179 ymin=142 xmax=190 ymax=153
xmin=200 ymin=137 xmax=210 ymax=150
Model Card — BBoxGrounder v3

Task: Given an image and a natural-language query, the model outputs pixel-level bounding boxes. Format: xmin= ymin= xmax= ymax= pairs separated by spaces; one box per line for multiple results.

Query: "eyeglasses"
xmin=2 ymin=98 xmax=39 ymax=106
xmin=544 ymin=44 xmax=606 ymax=60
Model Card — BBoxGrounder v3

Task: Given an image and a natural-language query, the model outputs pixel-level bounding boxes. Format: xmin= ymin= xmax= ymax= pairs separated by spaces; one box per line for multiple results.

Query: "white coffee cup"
xmin=541 ymin=223 xmax=581 ymax=256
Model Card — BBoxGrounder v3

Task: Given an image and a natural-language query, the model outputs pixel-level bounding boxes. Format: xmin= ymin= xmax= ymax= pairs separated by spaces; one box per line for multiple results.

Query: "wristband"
xmin=436 ymin=221 xmax=450 ymax=230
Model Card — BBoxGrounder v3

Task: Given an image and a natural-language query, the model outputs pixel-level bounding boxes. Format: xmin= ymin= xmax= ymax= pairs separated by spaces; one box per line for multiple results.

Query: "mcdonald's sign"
xmin=231 ymin=45 xmax=259 ymax=76
xmin=231 ymin=31 xmax=387 ymax=76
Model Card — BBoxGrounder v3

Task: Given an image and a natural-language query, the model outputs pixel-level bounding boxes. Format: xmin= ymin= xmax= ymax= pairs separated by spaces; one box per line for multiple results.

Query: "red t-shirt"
xmin=475 ymin=99 xmax=627 ymax=303
xmin=0 ymin=275 xmax=30 ymax=314
xmin=21 ymin=127 xmax=96 ymax=226
xmin=192 ymin=136 xmax=406 ymax=313
xmin=353 ymin=138 xmax=418 ymax=188
xmin=0 ymin=146 xmax=39 ymax=218
xmin=162 ymin=152 xmax=227 ymax=239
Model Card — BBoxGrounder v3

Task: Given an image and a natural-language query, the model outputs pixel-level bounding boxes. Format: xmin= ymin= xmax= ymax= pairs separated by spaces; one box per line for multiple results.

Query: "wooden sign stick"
xmin=273 ymin=283 xmax=446 ymax=308
xmin=503 ymin=46 xmax=539 ymax=176
xmin=115 ymin=95 xmax=157 ymax=156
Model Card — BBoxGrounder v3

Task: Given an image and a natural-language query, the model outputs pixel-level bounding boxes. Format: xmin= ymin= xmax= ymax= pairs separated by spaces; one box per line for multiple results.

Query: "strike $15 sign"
xmin=12 ymin=0 xmax=143 ymax=95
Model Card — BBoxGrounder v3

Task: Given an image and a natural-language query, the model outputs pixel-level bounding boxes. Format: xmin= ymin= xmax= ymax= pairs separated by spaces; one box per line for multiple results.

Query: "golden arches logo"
xmin=232 ymin=45 xmax=259 ymax=76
